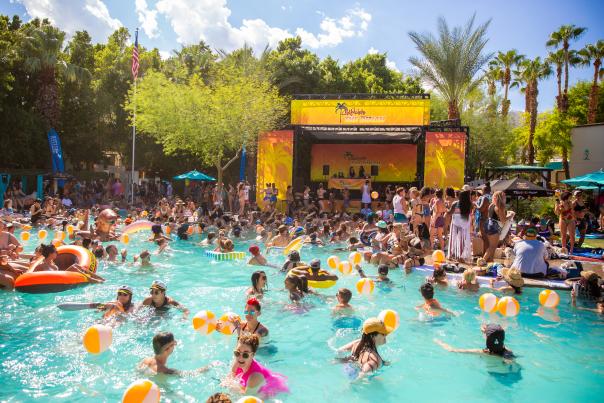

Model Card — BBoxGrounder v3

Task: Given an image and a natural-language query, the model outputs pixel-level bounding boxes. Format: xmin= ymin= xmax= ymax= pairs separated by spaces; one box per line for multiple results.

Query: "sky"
xmin=3 ymin=0 xmax=604 ymax=112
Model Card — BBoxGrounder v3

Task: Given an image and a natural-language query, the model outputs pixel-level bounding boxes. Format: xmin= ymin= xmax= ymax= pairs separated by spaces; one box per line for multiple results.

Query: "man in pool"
xmin=333 ymin=288 xmax=353 ymax=312
xmin=267 ymin=225 xmax=290 ymax=248
xmin=139 ymin=331 xmax=215 ymax=375
xmin=416 ymin=282 xmax=455 ymax=316
xmin=434 ymin=323 xmax=515 ymax=362
xmin=357 ymin=264 xmax=392 ymax=283
xmin=141 ymin=280 xmax=189 ymax=319
xmin=247 ymin=245 xmax=269 ymax=266
xmin=290 ymin=258 xmax=338 ymax=283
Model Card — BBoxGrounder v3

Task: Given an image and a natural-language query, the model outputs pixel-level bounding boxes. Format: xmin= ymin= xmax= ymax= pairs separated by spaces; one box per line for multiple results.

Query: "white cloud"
xmin=296 ymin=6 xmax=372 ymax=49
xmin=367 ymin=47 xmax=400 ymax=72
xmin=18 ymin=0 xmax=122 ymax=42
xmin=135 ymin=0 xmax=159 ymax=38
xmin=159 ymin=50 xmax=171 ymax=60
xmin=368 ymin=47 xmax=378 ymax=54
xmin=156 ymin=0 xmax=371 ymax=52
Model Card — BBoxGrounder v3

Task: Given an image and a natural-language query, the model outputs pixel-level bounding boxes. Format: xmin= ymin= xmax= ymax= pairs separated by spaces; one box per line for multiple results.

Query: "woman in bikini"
xmin=219 ymin=298 xmax=269 ymax=339
xmin=338 ymin=317 xmax=390 ymax=379
xmin=430 ymin=189 xmax=446 ymax=250
xmin=555 ymin=191 xmax=575 ymax=254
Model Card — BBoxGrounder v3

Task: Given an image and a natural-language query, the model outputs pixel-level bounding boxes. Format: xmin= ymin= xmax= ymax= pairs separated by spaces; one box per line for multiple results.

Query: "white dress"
xmin=448 ymin=204 xmax=472 ymax=262
xmin=361 ymin=184 xmax=371 ymax=204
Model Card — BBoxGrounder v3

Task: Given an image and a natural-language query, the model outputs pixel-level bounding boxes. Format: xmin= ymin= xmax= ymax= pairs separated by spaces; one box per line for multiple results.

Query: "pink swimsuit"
xmin=236 ymin=359 xmax=289 ymax=398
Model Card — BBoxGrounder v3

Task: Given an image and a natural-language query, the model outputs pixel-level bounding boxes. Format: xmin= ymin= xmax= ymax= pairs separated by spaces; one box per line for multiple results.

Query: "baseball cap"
xmin=150 ymin=280 xmax=167 ymax=291
xmin=377 ymin=220 xmax=387 ymax=229
xmin=310 ymin=258 xmax=321 ymax=269
xmin=525 ymin=228 xmax=538 ymax=238
xmin=118 ymin=285 xmax=133 ymax=294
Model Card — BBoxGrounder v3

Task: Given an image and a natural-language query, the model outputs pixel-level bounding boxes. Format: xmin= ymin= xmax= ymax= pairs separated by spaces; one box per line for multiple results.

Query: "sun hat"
xmin=501 ymin=267 xmax=524 ymax=288
xmin=362 ymin=317 xmax=389 ymax=335
xmin=377 ymin=220 xmax=387 ymax=229
xmin=580 ymin=270 xmax=599 ymax=282
xmin=150 ymin=280 xmax=167 ymax=291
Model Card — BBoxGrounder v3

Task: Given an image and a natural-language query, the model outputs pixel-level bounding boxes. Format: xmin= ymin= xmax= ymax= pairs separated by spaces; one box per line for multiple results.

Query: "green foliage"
xmin=567 ymin=81 xmax=604 ymax=124
xmin=534 ymin=110 xmax=575 ymax=164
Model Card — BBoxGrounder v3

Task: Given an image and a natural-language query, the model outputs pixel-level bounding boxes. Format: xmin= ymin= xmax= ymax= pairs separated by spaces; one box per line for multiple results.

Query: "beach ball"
xmin=478 ymin=293 xmax=499 ymax=313
xmin=165 ymin=226 xmax=171 ymax=235
xmin=23 ymin=224 xmax=32 ymax=231
xmin=356 ymin=278 xmax=375 ymax=296
xmin=539 ymin=290 xmax=560 ymax=309
xmin=338 ymin=261 xmax=353 ymax=275
xmin=121 ymin=234 xmax=130 ymax=244
xmin=38 ymin=229 xmax=47 ymax=240
xmin=66 ymin=224 xmax=75 ymax=235
xmin=378 ymin=309 xmax=400 ymax=333
xmin=327 ymin=255 xmax=340 ymax=270
xmin=192 ymin=310 xmax=217 ymax=335
xmin=371 ymin=191 xmax=379 ymax=200
xmin=497 ymin=296 xmax=520 ymax=317
xmin=55 ymin=230 xmax=66 ymax=241
xmin=20 ymin=231 xmax=30 ymax=242
xmin=432 ymin=250 xmax=446 ymax=264
xmin=122 ymin=379 xmax=160 ymax=403
xmin=51 ymin=239 xmax=63 ymax=247
xmin=83 ymin=324 xmax=113 ymax=354
xmin=348 ymin=251 xmax=362 ymax=265
xmin=141 ymin=211 xmax=148 ymax=217
xmin=218 ymin=312 xmax=241 ymax=335
xmin=236 ymin=397 xmax=263 ymax=403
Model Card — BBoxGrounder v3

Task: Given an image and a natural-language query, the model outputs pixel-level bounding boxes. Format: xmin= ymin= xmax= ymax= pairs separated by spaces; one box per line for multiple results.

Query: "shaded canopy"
xmin=491 ymin=177 xmax=553 ymax=197
xmin=561 ymin=169 xmax=604 ymax=188
xmin=173 ymin=170 xmax=216 ymax=181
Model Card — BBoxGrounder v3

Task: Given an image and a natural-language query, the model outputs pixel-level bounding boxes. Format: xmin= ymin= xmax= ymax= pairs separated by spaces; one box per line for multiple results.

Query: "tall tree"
xmin=534 ymin=110 xmax=576 ymax=165
xmin=513 ymin=57 xmax=552 ymax=165
xmin=408 ymin=15 xmax=492 ymax=119
xmin=546 ymin=24 xmax=587 ymax=112
xmin=578 ymin=40 xmax=604 ymax=123
xmin=489 ymin=50 xmax=524 ymax=117
xmin=483 ymin=65 xmax=502 ymax=116
xmin=267 ymin=36 xmax=321 ymax=96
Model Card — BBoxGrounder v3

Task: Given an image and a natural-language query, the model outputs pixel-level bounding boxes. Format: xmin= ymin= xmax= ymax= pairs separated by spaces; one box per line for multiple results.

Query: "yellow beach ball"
xmin=121 ymin=234 xmax=130 ymax=244
xmin=478 ymin=293 xmax=499 ymax=313
xmin=348 ymin=251 xmax=362 ymax=265
xmin=20 ymin=231 xmax=30 ymax=242
xmin=497 ymin=296 xmax=520 ymax=317
xmin=236 ymin=397 xmax=263 ymax=403
xmin=338 ymin=261 xmax=353 ymax=275
xmin=122 ymin=379 xmax=160 ymax=403
xmin=83 ymin=324 xmax=113 ymax=354
xmin=66 ymin=224 xmax=75 ymax=235
xmin=356 ymin=278 xmax=375 ymax=296
xmin=51 ymin=239 xmax=63 ymax=247
xmin=432 ymin=250 xmax=446 ymax=264
xmin=218 ymin=312 xmax=241 ymax=335
xmin=378 ymin=309 xmax=400 ymax=333
xmin=538 ymin=290 xmax=560 ymax=309
xmin=192 ymin=310 xmax=217 ymax=335
xmin=327 ymin=255 xmax=340 ymax=270
xmin=23 ymin=224 xmax=32 ymax=231
xmin=55 ymin=230 xmax=66 ymax=241
xmin=38 ymin=229 xmax=47 ymax=240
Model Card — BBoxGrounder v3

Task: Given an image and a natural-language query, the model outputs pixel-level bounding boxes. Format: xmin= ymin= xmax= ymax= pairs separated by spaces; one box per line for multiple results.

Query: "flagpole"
xmin=130 ymin=28 xmax=138 ymax=206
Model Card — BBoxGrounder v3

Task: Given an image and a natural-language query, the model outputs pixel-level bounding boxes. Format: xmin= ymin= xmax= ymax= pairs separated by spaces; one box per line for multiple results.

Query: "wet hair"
xmin=93 ymin=247 xmax=104 ymax=259
xmin=350 ymin=332 xmax=380 ymax=362
xmin=433 ymin=266 xmax=446 ymax=279
xmin=581 ymin=276 xmax=602 ymax=299
xmin=140 ymin=250 xmax=151 ymax=259
xmin=251 ymin=271 xmax=267 ymax=293
xmin=458 ymin=191 xmax=472 ymax=218
xmin=105 ymin=244 xmax=118 ymax=254
xmin=420 ymin=282 xmax=434 ymax=299
xmin=152 ymin=331 xmax=175 ymax=355
xmin=378 ymin=265 xmax=389 ymax=275
xmin=40 ymin=244 xmax=57 ymax=258
xmin=338 ymin=288 xmax=352 ymax=303
xmin=238 ymin=333 xmax=260 ymax=353
xmin=206 ymin=393 xmax=232 ymax=403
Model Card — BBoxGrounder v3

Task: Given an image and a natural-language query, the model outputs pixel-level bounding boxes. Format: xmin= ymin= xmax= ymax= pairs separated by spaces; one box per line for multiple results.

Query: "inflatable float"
xmin=205 ymin=251 xmax=246 ymax=261
xmin=289 ymin=266 xmax=338 ymax=288
xmin=15 ymin=245 xmax=97 ymax=293
xmin=413 ymin=265 xmax=571 ymax=290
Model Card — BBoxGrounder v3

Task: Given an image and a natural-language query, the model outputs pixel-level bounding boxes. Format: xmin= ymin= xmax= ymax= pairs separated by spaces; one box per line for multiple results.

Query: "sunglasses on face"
xmin=117 ymin=291 xmax=130 ymax=296
xmin=233 ymin=350 xmax=251 ymax=359
xmin=150 ymin=289 xmax=163 ymax=295
xmin=244 ymin=310 xmax=256 ymax=316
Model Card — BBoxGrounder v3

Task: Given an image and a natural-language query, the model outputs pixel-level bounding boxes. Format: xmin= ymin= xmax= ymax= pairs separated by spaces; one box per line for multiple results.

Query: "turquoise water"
xmin=1 ymin=230 xmax=603 ymax=402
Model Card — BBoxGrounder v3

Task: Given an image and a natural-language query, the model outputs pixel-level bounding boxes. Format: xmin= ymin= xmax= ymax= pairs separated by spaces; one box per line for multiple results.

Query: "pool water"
xmin=1 ymin=230 xmax=603 ymax=402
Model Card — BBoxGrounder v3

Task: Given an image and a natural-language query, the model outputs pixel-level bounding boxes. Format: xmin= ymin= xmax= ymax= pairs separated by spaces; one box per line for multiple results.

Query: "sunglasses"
xmin=243 ymin=310 xmax=256 ymax=316
xmin=233 ymin=350 xmax=251 ymax=359
xmin=150 ymin=289 xmax=163 ymax=295
xmin=117 ymin=291 xmax=130 ymax=296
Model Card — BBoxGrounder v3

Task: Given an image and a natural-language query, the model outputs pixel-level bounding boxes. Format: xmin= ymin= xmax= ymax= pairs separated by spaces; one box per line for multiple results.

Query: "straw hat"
xmin=501 ymin=267 xmax=524 ymax=288
xmin=362 ymin=317 xmax=389 ymax=335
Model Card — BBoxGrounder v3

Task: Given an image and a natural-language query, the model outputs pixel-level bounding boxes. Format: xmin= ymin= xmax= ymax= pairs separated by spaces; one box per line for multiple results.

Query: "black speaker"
xmin=322 ymin=165 xmax=330 ymax=176
xmin=371 ymin=165 xmax=379 ymax=176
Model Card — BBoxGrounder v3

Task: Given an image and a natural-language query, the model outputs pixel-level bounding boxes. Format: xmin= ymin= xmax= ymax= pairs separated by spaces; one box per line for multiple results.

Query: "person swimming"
xmin=417 ymin=282 xmax=455 ymax=316
xmin=338 ymin=317 xmax=390 ymax=379
xmin=141 ymin=280 xmax=189 ymax=318
xmin=247 ymin=271 xmax=267 ymax=298
xmin=333 ymin=288 xmax=353 ymax=313
xmin=435 ymin=323 xmax=515 ymax=362
xmin=98 ymin=285 xmax=135 ymax=320
xmin=226 ymin=334 xmax=289 ymax=398
xmin=218 ymin=298 xmax=269 ymax=339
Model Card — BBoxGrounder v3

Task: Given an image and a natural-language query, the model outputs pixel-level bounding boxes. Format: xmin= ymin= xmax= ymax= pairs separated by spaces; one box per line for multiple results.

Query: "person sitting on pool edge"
xmin=434 ymin=323 xmax=515 ymax=362
xmin=139 ymin=331 xmax=216 ymax=375
xmin=337 ymin=317 xmax=390 ymax=379
xmin=417 ymin=282 xmax=455 ymax=316
xmin=141 ymin=280 xmax=189 ymax=318
xmin=489 ymin=267 xmax=524 ymax=294
xmin=226 ymin=333 xmax=289 ymax=398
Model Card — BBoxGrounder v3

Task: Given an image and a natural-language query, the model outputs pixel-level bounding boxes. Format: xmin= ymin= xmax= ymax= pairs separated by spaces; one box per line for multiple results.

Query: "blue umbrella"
xmin=173 ymin=170 xmax=216 ymax=181
xmin=561 ymin=169 xmax=604 ymax=187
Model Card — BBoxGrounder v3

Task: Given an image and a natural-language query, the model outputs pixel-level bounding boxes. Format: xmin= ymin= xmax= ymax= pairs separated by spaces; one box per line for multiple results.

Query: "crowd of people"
xmin=1 ymin=176 xmax=604 ymax=401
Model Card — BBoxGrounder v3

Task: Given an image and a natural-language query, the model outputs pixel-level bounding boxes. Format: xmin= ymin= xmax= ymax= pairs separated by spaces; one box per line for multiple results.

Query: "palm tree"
xmin=483 ymin=65 xmax=502 ymax=116
xmin=513 ymin=57 xmax=552 ymax=165
xmin=546 ymin=24 xmax=587 ymax=112
xmin=408 ymin=15 xmax=492 ymax=119
xmin=489 ymin=50 xmax=524 ymax=117
xmin=21 ymin=21 xmax=89 ymax=129
xmin=546 ymin=49 xmax=565 ymax=110
xmin=578 ymin=40 xmax=604 ymax=123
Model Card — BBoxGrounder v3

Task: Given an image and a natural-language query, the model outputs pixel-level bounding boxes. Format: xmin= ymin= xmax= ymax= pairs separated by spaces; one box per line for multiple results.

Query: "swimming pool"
xmin=1 ymin=230 xmax=603 ymax=402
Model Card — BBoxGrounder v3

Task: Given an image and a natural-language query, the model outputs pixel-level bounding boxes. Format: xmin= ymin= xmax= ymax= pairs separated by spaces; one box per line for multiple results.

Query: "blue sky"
xmin=3 ymin=0 xmax=604 ymax=112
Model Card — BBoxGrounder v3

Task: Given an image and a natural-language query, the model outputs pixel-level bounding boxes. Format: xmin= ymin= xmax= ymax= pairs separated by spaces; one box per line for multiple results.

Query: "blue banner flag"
xmin=239 ymin=145 xmax=246 ymax=181
xmin=47 ymin=128 xmax=65 ymax=173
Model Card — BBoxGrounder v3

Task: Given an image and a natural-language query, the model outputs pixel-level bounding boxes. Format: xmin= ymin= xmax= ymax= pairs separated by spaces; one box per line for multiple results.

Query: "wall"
xmin=570 ymin=124 xmax=604 ymax=177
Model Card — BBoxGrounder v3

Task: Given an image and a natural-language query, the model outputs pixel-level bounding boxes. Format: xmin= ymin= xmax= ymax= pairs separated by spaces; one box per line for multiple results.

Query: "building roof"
xmin=490 ymin=165 xmax=553 ymax=172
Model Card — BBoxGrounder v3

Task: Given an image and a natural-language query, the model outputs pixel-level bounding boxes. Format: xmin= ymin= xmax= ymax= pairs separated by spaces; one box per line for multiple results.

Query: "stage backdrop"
xmin=424 ymin=132 xmax=466 ymax=189
xmin=256 ymin=130 xmax=294 ymax=207
xmin=310 ymin=144 xmax=417 ymax=182
xmin=291 ymin=99 xmax=430 ymax=126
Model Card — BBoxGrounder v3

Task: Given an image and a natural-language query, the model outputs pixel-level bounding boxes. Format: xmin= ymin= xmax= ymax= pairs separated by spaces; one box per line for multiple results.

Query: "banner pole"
xmin=131 ymin=78 xmax=136 ymax=205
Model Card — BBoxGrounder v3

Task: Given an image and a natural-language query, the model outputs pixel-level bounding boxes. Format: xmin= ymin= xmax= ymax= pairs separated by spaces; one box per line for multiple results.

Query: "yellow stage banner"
xmin=256 ymin=130 xmax=294 ymax=207
xmin=424 ymin=132 xmax=466 ymax=189
xmin=327 ymin=178 xmax=368 ymax=190
xmin=291 ymin=99 xmax=430 ymax=126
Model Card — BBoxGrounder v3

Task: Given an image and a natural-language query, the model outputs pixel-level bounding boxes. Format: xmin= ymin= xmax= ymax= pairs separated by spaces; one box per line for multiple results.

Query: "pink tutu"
xmin=236 ymin=359 xmax=289 ymax=398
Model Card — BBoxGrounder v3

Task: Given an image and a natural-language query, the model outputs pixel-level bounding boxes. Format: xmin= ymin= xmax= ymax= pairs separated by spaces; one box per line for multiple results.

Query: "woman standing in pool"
xmin=338 ymin=317 xmax=389 ymax=379
xmin=226 ymin=334 xmax=289 ymax=398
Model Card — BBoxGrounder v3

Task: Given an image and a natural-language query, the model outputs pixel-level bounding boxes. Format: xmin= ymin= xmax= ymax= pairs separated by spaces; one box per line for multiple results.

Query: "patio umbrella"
xmin=491 ymin=177 xmax=553 ymax=197
xmin=561 ymin=169 xmax=604 ymax=187
xmin=173 ymin=170 xmax=216 ymax=181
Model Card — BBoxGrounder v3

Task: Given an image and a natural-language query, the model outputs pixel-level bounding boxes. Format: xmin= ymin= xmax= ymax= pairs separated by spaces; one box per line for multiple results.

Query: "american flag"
xmin=131 ymin=28 xmax=139 ymax=80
